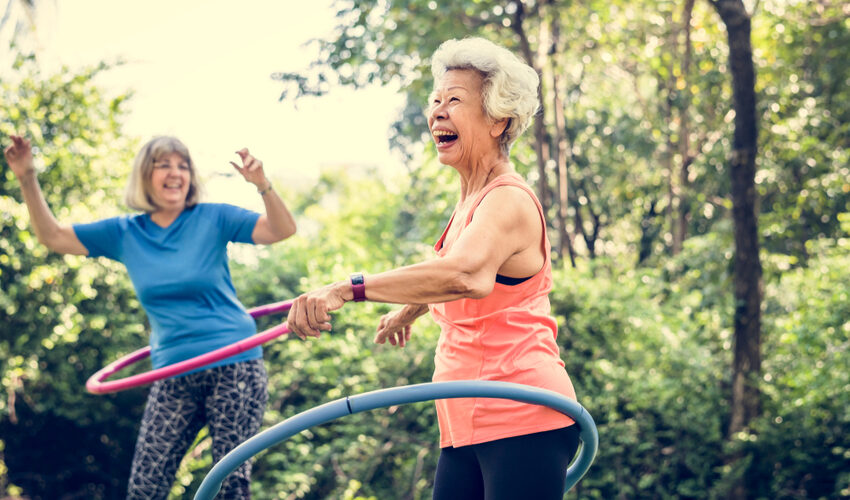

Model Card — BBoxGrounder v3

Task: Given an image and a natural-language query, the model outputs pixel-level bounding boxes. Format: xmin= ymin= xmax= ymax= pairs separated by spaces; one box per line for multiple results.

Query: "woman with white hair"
xmin=3 ymin=134 xmax=296 ymax=499
xmin=286 ymin=37 xmax=580 ymax=499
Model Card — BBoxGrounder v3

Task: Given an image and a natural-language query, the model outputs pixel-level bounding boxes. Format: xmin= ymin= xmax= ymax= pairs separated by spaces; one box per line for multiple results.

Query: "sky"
xmin=26 ymin=0 xmax=407 ymax=208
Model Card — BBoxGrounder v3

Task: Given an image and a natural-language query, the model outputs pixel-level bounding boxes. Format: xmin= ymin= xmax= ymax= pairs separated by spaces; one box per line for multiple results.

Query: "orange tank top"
xmin=428 ymin=173 xmax=576 ymax=448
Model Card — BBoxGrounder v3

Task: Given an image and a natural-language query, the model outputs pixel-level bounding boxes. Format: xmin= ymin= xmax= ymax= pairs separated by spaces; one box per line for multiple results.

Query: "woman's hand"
xmin=374 ymin=304 xmax=428 ymax=348
xmin=2 ymin=134 xmax=88 ymax=255
xmin=286 ymin=282 xmax=349 ymax=340
xmin=4 ymin=135 xmax=35 ymax=179
xmin=230 ymin=148 xmax=269 ymax=190
xmin=374 ymin=309 xmax=413 ymax=347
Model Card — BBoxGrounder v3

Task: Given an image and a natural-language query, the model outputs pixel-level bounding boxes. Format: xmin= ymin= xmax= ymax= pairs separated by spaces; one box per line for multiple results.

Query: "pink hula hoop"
xmin=86 ymin=300 xmax=292 ymax=395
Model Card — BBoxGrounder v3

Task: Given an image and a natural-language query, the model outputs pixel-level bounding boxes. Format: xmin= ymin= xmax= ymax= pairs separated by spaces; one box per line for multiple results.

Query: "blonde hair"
xmin=430 ymin=37 xmax=540 ymax=154
xmin=125 ymin=136 xmax=202 ymax=212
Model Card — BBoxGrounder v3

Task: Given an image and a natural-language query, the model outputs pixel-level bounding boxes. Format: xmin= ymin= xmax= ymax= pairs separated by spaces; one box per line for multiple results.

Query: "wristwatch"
xmin=350 ymin=272 xmax=366 ymax=302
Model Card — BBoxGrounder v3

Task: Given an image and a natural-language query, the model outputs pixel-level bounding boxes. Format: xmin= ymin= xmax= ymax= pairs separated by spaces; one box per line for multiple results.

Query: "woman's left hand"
xmin=230 ymin=148 xmax=269 ymax=190
xmin=286 ymin=282 xmax=348 ymax=340
xmin=374 ymin=308 xmax=414 ymax=347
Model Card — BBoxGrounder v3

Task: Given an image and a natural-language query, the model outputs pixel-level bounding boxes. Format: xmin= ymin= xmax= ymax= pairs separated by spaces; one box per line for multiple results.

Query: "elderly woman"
xmin=286 ymin=37 xmax=579 ymax=499
xmin=4 ymin=134 xmax=296 ymax=499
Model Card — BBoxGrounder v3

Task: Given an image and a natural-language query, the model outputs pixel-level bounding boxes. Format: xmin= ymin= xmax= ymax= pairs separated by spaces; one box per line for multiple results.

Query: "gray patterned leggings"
xmin=126 ymin=359 xmax=268 ymax=500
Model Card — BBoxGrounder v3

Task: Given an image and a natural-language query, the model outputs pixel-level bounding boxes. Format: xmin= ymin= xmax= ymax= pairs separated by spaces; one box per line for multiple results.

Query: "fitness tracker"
xmin=350 ymin=272 xmax=366 ymax=302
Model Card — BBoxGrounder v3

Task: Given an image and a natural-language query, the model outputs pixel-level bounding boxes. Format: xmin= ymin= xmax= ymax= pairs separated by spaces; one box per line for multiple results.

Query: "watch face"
xmin=351 ymin=273 xmax=364 ymax=285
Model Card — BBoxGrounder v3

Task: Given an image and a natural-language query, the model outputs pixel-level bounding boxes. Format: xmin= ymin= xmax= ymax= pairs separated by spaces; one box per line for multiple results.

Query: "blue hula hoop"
xmin=195 ymin=380 xmax=598 ymax=499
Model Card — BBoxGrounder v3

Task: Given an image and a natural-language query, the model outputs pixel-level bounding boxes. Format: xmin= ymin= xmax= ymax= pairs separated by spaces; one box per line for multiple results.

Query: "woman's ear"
xmin=490 ymin=118 xmax=510 ymax=138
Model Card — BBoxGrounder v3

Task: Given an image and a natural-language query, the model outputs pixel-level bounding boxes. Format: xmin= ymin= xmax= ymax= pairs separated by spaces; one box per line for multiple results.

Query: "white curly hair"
xmin=430 ymin=37 xmax=540 ymax=154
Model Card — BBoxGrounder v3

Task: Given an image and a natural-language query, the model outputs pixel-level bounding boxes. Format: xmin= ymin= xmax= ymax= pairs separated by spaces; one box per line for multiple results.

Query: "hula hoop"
xmin=85 ymin=300 xmax=293 ymax=395
xmin=194 ymin=380 xmax=598 ymax=499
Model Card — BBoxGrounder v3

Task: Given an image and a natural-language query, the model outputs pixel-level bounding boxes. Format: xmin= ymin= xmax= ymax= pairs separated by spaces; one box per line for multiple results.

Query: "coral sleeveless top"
xmin=429 ymin=173 xmax=576 ymax=448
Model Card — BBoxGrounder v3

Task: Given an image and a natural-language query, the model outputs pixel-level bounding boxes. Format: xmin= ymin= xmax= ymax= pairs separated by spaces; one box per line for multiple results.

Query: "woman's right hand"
xmin=3 ymin=135 xmax=35 ymax=179
xmin=286 ymin=281 xmax=349 ymax=340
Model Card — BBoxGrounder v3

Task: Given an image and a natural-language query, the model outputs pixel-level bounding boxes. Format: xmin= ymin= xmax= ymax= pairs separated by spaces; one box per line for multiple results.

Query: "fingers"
xmin=286 ymin=294 xmax=332 ymax=341
xmin=234 ymin=148 xmax=263 ymax=171
xmin=395 ymin=325 xmax=412 ymax=348
xmin=374 ymin=314 xmax=412 ymax=348
xmin=4 ymin=135 xmax=34 ymax=175
xmin=228 ymin=161 xmax=244 ymax=174
xmin=4 ymin=135 xmax=25 ymax=158
xmin=245 ymin=158 xmax=262 ymax=172
xmin=305 ymin=294 xmax=331 ymax=327
xmin=9 ymin=135 xmax=29 ymax=152
xmin=374 ymin=316 xmax=388 ymax=344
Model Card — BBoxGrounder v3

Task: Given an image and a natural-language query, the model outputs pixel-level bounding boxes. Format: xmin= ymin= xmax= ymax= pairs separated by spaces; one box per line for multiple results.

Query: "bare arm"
xmin=4 ymin=135 xmax=88 ymax=255
xmin=252 ymin=185 xmax=297 ymax=244
xmin=230 ymin=148 xmax=297 ymax=244
xmin=359 ymin=185 xmax=543 ymax=304
xmin=287 ymin=186 xmax=543 ymax=339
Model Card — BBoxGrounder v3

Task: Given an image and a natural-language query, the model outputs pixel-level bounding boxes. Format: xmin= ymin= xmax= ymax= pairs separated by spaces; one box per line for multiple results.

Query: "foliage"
xmin=2 ymin=1 xmax=849 ymax=499
xmin=750 ymin=231 xmax=850 ymax=499
xmin=754 ymin=1 xmax=850 ymax=261
xmin=1 ymin=52 xmax=143 ymax=498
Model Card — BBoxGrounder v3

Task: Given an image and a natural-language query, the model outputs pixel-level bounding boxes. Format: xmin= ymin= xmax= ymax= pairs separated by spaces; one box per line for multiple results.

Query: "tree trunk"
xmin=548 ymin=5 xmax=577 ymax=267
xmin=513 ymin=1 xmax=552 ymax=218
xmin=709 ymin=1 xmax=762 ymax=498
xmin=674 ymin=0 xmax=697 ymax=254
xmin=663 ymin=7 xmax=679 ymax=255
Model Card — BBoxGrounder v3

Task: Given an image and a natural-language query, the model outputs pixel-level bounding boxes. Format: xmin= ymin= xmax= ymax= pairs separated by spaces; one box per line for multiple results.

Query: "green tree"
xmin=707 ymin=2 xmax=762 ymax=499
xmin=1 ymin=52 xmax=144 ymax=498
xmin=754 ymin=1 xmax=850 ymax=261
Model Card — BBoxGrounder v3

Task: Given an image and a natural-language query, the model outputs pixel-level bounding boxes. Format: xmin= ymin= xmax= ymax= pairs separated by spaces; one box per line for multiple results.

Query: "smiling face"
xmin=147 ymin=152 xmax=191 ymax=213
xmin=428 ymin=69 xmax=504 ymax=168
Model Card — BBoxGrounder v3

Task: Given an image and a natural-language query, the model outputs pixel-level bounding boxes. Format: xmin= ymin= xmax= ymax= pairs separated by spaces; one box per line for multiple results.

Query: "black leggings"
xmin=126 ymin=359 xmax=268 ymax=500
xmin=432 ymin=425 xmax=581 ymax=500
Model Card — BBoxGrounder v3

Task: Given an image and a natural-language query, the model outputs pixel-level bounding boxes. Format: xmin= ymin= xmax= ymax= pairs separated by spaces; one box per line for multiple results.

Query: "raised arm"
xmin=3 ymin=135 xmax=88 ymax=256
xmin=230 ymin=148 xmax=296 ymax=244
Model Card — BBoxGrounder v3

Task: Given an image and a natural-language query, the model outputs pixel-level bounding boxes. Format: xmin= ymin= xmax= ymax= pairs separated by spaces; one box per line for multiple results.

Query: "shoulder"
xmin=191 ymin=202 xmax=216 ymax=213
xmin=196 ymin=202 xmax=248 ymax=214
xmin=195 ymin=203 xmax=259 ymax=235
xmin=188 ymin=203 xmax=232 ymax=219
xmin=470 ymin=183 xmax=542 ymax=244
xmin=478 ymin=183 xmax=539 ymax=219
xmin=125 ymin=212 xmax=145 ymax=224
xmin=91 ymin=213 xmax=137 ymax=230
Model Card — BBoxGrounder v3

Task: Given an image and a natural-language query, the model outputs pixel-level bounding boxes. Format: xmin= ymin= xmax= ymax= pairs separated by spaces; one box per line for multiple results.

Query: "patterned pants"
xmin=126 ymin=359 xmax=268 ymax=500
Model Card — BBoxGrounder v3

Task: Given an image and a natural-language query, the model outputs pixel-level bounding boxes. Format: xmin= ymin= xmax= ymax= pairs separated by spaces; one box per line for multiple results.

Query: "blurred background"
xmin=1 ymin=0 xmax=848 ymax=498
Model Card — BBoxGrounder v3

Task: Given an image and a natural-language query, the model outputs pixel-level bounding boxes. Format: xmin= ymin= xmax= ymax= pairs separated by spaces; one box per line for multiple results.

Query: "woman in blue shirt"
xmin=4 ymin=134 xmax=296 ymax=499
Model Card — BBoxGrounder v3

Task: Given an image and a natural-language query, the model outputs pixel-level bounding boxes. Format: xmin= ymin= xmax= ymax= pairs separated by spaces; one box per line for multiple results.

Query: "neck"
xmin=150 ymin=207 xmax=184 ymax=228
xmin=457 ymin=150 xmax=512 ymax=203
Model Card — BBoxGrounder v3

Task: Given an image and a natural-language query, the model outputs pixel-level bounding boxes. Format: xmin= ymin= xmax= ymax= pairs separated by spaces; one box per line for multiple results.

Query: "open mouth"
xmin=433 ymin=129 xmax=458 ymax=146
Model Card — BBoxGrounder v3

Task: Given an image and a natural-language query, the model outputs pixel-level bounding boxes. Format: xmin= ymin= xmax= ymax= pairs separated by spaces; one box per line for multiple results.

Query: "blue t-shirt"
xmin=73 ymin=203 xmax=262 ymax=372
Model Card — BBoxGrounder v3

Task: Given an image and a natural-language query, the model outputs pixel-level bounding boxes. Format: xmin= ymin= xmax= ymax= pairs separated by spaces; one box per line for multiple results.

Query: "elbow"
xmin=38 ymin=238 xmax=57 ymax=253
xmin=37 ymin=231 xmax=62 ymax=253
xmin=463 ymin=275 xmax=494 ymax=299
xmin=445 ymin=260 xmax=494 ymax=299
xmin=268 ymin=223 xmax=297 ymax=244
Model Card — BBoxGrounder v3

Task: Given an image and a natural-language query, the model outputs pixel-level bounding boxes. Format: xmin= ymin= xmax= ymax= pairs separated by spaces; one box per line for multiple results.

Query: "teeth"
xmin=433 ymin=130 xmax=457 ymax=137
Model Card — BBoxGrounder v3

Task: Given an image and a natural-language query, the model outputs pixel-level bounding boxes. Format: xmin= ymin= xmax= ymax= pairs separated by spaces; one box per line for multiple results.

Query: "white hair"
xmin=430 ymin=37 xmax=540 ymax=153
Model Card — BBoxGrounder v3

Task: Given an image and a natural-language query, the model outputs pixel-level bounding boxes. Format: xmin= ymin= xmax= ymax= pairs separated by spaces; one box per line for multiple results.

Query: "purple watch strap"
xmin=350 ymin=273 xmax=366 ymax=302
